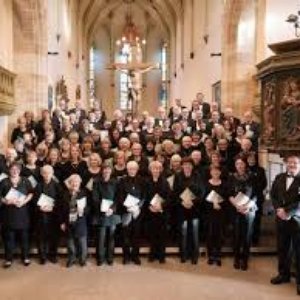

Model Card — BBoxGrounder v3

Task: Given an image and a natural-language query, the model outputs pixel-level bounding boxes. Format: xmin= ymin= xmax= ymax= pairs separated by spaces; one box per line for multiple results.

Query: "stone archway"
xmin=222 ymin=0 xmax=263 ymax=118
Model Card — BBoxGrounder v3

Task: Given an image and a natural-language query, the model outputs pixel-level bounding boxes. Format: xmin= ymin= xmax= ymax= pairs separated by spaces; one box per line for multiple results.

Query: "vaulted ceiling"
xmin=78 ymin=0 xmax=183 ymax=43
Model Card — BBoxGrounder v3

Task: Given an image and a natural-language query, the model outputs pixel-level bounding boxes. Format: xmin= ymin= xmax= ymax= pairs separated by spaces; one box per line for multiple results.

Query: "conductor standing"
xmin=270 ymin=154 xmax=300 ymax=296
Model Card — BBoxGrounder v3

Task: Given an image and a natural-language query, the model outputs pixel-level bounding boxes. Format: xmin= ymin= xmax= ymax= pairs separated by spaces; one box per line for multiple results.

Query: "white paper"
xmin=69 ymin=212 xmax=78 ymax=223
xmin=180 ymin=188 xmax=196 ymax=204
xmin=86 ymin=178 xmax=93 ymax=191
xmin=101 ymin=199 xmax=113 ymax=213
xmin=37 ymin=193 xmax=55 ymax=207
xmin=233 ymin=192 xmax=250 ymax=207
xmin=206 ymin=190 xmax=223 ymax=204
xmin=131 ymin=206 xmax=141 ymax=219
xmin=77 ymin=197 xmax=87 ymax=212
xmin=150 ymin=193 xmax=164 ymax=206
xmin=124 ymin=194 xmax=140 ymax=208
xmin=28 ymin=175 xmax=38 ymax=188
xmin=5 ymin=188 xmax=26 ymax=202
xmin=167 ymin=175 xmax=175 ymax=190
xmin=0 ymin=173 xmax=8 ymax=182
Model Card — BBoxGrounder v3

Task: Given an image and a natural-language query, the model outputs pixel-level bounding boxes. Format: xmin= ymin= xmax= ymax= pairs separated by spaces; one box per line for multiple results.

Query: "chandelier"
xmin=116 ymin=2 xmax=146 ymax=49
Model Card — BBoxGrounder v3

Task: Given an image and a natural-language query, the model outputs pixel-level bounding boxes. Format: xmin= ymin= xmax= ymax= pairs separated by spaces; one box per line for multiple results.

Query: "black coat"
xmin=173 ymin=171 xmax=204 ymax=221
xmin=58 ymin=189 xmax=88 ymax=237
xmin=34 ymin=179 xmax=63 ymax=226
xmin=116 ymin=175 xmax=145 ymax=215
xmin=145 ymin=176 xmax=171 ymax=217
xmin=227 ymin=172 xmax=257 ymax=213
xmin=60 ymin=160 xmax=88 ymax=183
xmin=204 ymin=181 xmax=228 ymax=213
xmin=92 ymin=177 xmax=120 ymax=226
xmin=271 ymin=172 xmax=300 ymax=228
xmin=0 ymin=177 xmax=33 ymax=229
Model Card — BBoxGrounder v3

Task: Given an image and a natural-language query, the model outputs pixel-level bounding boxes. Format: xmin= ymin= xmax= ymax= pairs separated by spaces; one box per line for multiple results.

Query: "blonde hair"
xmin=149 ymin=160 xmax=163 ymax=171
xmin=88 ymin=152 xmax=102 ymax=168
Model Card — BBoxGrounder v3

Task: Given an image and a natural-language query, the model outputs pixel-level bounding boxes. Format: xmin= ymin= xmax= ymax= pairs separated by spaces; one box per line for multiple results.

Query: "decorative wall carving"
xmin=257 ymin=39 xmax=300 ymax=153
xmin=0 ymin=65 xmax=16 ymax=116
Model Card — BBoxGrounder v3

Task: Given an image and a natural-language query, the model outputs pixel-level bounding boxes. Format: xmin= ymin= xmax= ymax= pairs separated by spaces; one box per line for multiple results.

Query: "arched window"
xmin=160 ymin=43 xmax=168 ymax=107
xmin=89 ymin=46 xmax=96 ymax=105
xmin=119 ymin=43 xmax=131 ymax=110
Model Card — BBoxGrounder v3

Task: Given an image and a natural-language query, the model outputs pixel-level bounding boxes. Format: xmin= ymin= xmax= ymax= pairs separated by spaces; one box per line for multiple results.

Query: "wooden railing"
xmin=0 ymin=65 xmax=16 ymax=115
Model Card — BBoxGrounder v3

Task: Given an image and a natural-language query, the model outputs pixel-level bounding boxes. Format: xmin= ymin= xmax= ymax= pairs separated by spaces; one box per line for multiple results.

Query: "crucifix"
xmin=107 ymin=61 xmax=159 ymax=116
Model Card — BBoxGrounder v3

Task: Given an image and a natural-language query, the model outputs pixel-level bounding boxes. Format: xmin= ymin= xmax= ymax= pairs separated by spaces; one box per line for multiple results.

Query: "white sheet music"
xmin=86 ymin=178 xmax=93 ymax=191
xmin=180 ymin=188 xmax=196 ymax=204
xmin=100 ymin=199 xmax=113 ymax=213
xmin=0 ymin=173 xmax=8 ymax=182
xmin=206 ymin=190 xmax=223 ymax=204
xmin=233 ymin=192 xmax=250 ymax=207
xmin=28 ymin=175 xmax=38 ymax=188
xmin=124 ymin=194 xmax=140 ymax=208
xmin=37 ymin=193 xmax=55 ymax=207
xmin=77 ymin=197 xmax=87 ymax=212
xmin=5 ymin=188 xmax=26 ymax=202
xmin=167 ymin=175 xmax=174 ymax=190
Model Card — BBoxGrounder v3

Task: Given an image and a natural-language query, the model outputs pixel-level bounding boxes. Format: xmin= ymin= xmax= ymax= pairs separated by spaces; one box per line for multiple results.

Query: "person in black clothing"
xmin=179 ymin=136 xmax=193 ymax=157
xmin=21 ymin=150 xmax=41 ymax=189
xmin=92 ymin=163 xmax=120 ymax=266
xmin=11 ymin=116 xmax=31 ymax=144
xmin=0 ymin=148 xmax=18 ymax=175
xmin=34 ymin=165 xmax=62 ymax=264
xmin=0 ymin=162 xmax=34 ymax=268
xmin=117 ymin=161 xmax=145 ymax=265
xmin=58 ymin=174 xmax=88 ymax=267
xmin=173 ymin=157 xmax=204 ymax=264
xmin=205 ymin=166 xmax=228 ymax=266
xmin=247 ymin=152 xmax=267 ymax=245
xmin=112 ymin=150 xmax=127 ymax=180
xmin=46 ymin=148 xmax=62 ymax=183
xmin=62 ymin=145 xmax=87 ymax=186
xmin=145 ymin=160 xmax=171 ymax=263
xmin=228 ymin=157 xmax=257 ymax=271
xmin=127 ymin=143 xmax=149 ymax=177
xmin=270 ymin=154 xmax=300 ymax=296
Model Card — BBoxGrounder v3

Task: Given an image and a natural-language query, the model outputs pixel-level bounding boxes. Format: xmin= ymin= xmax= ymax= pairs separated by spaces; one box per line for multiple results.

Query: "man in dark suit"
xmin=270 ymin=154 xmax=300 ymax=295
xmin=196 ymin=92 xmax=210 ymax=120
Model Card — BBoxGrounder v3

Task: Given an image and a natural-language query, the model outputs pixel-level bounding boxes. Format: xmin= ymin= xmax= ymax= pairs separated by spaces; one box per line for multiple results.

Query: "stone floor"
xmin=0 ymin=256 xmax=298 ymax=300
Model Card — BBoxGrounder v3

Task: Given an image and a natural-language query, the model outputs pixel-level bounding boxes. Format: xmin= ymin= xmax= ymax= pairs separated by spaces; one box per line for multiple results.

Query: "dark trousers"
xmin=207 ymin=211 xmax=223 ymax=259
xmin=3 ymin=228 xmax=29 ymax=261
xmin=180 ymin=218 xmax=199 ymax=260
xmin=37 ymin=222 xmax=59 ymax=260
xmin=122 ymin=217 xmax=141 ymax=260
xmin=96 ymin=226 xmax=116 ymax=262
xmin=276 ymin=219 xmax=300 ymax=283
xmin=67 ymin=234 xmax=87 ymax=263
xmin=148 ymin=214 xmax=167 ymax=260
xmin=233 ymin=211 xmax=255 ymax=262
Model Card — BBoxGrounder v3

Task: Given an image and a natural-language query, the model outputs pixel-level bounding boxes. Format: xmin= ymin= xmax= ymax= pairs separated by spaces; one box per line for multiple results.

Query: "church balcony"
xmin=0 ymin=65 xmax=16 ymax=116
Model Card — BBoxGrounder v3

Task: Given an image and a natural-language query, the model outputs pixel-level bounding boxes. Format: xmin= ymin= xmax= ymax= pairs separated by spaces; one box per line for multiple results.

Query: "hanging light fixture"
xmin=115 ymin=0 xmax=146 ymax=49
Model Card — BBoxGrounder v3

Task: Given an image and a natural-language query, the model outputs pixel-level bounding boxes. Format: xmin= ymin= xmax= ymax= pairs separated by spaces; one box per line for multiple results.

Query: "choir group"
xmin=0 ymin=93 xmax=267 ymax=271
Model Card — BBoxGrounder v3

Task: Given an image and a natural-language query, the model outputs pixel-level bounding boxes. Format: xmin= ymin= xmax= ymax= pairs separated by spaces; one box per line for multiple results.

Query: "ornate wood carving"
xmin=257 ymin=39 xmax=300 ymax=154
xmin=0 ymin=66 xmax=16 ymax=116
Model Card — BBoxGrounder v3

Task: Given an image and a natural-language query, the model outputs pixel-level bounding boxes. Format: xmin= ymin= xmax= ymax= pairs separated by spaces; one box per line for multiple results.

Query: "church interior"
xmin=1 ymin=0 xmax=300 ymax=299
